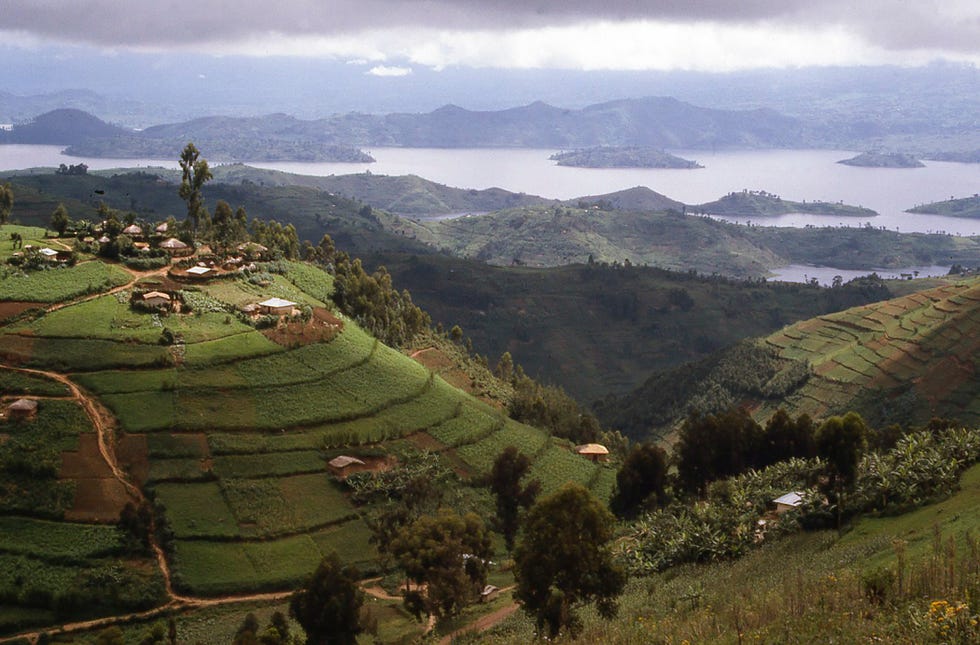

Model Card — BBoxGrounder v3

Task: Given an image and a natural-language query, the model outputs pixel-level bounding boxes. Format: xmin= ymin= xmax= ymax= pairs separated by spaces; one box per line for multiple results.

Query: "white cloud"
xmin=2 ymin=1 xmax=979 ymax=71
xmin=366 ymin=65 xmax=413 ymax=77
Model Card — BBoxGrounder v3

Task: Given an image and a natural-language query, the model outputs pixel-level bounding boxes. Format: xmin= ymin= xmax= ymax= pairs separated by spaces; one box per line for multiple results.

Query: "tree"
xmin=762 ymin=409 xmax=815 ymax=465
xmin=514 ymin=483 xmax=626 ymax=638
xmin=0 ymin=182 xmax=13 ymax=227
xmin=390 ymin=508 xmax=492 ymax=620
xmin=675 ymin=407 xmax=764 ymax=496
xmin=490 ymin=446 xmax=541 ymax=550
xmin=289 ymin=553 xmax=364 ymax=645
xmin=50 ymin=203 xmax=71 ymax=236
xmin=178 ymin=142 xmax=212 ymax=235
xmin=816 ymin=411 xmax=869 ymax=531
xmin=610 ymin=442 xmax=668 ymax=518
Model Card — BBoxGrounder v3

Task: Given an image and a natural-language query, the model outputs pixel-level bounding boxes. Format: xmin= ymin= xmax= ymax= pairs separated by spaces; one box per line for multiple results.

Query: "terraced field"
xmin=0 ymin=253 xmax=612 ymax=634
xmin=758 ymin=276 xmax=980 ymax=426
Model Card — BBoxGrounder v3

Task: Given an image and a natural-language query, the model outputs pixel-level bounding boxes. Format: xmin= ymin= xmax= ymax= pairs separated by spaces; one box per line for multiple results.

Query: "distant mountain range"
xmin=1 ymin=97 xmax=808 ymax=161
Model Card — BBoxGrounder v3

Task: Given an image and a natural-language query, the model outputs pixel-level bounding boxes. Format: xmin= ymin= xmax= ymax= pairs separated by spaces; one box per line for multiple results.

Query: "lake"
xmin=2 ymin=144 xmax=976 ymax=234
xmin=0 ymin=143 xmax=977 ymax=281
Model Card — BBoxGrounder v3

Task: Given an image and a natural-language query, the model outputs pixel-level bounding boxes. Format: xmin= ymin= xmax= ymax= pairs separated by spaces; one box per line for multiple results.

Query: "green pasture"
xmin=0 ymin=335 xmax=172 ymax=371
xmin=202 ymin=273 xmax=326 ymax=309
xmin=146 ymin=433 xmax=209 ymax=459
xmin=0 ymin=517 xmax=123 ymax=562
xmin=180 ymin=330 xmax=282 ymax=366
xmin=220 ymin=474 xmax=355 ymax=539
xmin=283 ymin=261 xmax=335 ymax=303
xmin=212 ymin=450 xmax=326 ymax=479
xmin=153 ymin=482 xmax=240 ymax=539
xmin=146 ymin=457 xmax=211 ymax=483
xmin=0 ymin=370 xmax=69 ymax=396
xmin=0 ymin=226 xmax=49 ymax=260
xmin=172 ymin=522 xmax=373 ymax=596
xmin=427 ymin=401 xmax=502 ymax=447
xmin=456 ymin=420 xmax=549 ymax=474
xmin=0 ymin=260 xmax=130 ymax=303
xmin=528 ymin=444 xmax=599 ymax=495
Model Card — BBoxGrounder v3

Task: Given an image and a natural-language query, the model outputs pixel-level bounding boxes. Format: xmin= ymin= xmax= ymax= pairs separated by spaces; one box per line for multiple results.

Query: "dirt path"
xmin=438 ymin=597 xmax=520 ymax=645
xmin=0 ymin=363 xmax=302 ymax=644
xmin=44 ymin=262 xmax=172 ymax=313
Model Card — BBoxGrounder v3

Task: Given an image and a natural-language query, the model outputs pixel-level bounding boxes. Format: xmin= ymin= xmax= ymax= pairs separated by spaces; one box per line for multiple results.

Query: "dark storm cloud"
xmin=4 ymin=1 xmax=979 ymax=55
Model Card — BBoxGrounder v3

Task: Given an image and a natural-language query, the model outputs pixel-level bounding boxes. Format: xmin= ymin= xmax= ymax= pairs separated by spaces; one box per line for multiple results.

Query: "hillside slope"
xmin=600 ymin=277 xmax=980 ymax=439
xmin=0 ymin=252 xmax=616 ymax=637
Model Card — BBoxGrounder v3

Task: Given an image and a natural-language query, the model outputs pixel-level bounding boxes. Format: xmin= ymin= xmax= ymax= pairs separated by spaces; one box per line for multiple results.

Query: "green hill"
xmin=0 ymin=252 xmax=615 ymax=637
xmin=908 ymin=194 xmax=980 ymax=219
xmin=696 ymin=189 xmax=877 ymax=217
xmin=599 ymin=277 xmax=980 ymax=440
xmin=367 ymin=253 xmax=893 ymax=403
xmin=549 ymin=147 xmax=702 ymax=169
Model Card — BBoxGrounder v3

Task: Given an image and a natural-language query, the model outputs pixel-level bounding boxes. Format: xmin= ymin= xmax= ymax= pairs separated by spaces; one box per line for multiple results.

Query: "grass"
xmin=0 ymin=517 xmax=123 ymax=562
xmin=153 ymin=482 xmax=240 ymax=539
xmin=475 ymin=463 xmax=980 ymax=645
xmin=180 ymin=330 xmax=283 ymax=366
xmin=0 ymin=260 xmax=130 ymax=302
xmin=0 ymin=370 xmax=69 ymax=396
xmin=0 ymin=335 xmax=173 ymax=371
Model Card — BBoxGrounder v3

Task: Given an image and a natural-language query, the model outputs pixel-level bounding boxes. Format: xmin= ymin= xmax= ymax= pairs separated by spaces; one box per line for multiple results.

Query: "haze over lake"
xmin=1 ymin=144 xmax=977 ymax=236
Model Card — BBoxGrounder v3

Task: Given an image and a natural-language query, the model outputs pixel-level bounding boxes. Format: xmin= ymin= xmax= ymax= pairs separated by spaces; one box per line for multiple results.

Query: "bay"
xmin=1 ymin=144 xmax=977 ymax=234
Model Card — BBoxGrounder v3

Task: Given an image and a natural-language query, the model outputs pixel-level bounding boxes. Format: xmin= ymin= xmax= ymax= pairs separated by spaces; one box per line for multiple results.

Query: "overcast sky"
xmin=4 ymin=1 xmax=979 ymax=71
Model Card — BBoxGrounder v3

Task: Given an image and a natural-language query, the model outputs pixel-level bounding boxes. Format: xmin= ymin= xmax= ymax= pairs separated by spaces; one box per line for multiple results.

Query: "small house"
xmin=39 ymin=247 xmax=59 ymax=261
xmin=575 ymin=443 xmax=610 ymax=463
xmin=328 ymin=455 xmax=365 ymax=478
xmin=185 ymin=265 xmax=212 ymax=277
xmin=122 ymin=224 xmax=143 ymax=237
xmin=160 ymin=237 xmax=192 ymax=256
xmin=142 ymin=291 xmax=172 ymax=309
xmin=154 ymin=222 xmax=169 ymax=234
xmin=258 ymin=297 xmax=297 ymax=316
xmin=480 ymin=585 xmax=500 ymax=603
xmin=773 ymin=491 xmax=804 ymax=515
xmin=7 ymin=398 xmax=38 ymax=420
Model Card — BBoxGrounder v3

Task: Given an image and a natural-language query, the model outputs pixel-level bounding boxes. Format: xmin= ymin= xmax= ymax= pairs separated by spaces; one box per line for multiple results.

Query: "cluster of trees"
xmin=676 ymin=407 xmax=818 ymax=496
xmin=56 ymin=163 xmax=88 ymax=176
xmin=329 ymin=248 xmax=430 ymax=347
xmin=0 ymin=183 xmax=13 ymax=226
xmin=606 ymin=407 xmax=870 ymax=523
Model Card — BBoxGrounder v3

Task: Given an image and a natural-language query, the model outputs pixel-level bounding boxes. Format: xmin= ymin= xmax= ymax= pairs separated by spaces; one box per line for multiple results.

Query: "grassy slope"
xmin=908 ymin=194 xmax=980 ymax=219
xmin=696 ymin=190 xmax=877 ymax=217
xmin=476 ymin=463 xmax=980 ymax=644
xmin=603 ymin=277 xmax=980 ymax=440
xmin=0 ymin=258 xmax=613 ymax=636
xmin=410 ymin=204 xmax=980 ymax=275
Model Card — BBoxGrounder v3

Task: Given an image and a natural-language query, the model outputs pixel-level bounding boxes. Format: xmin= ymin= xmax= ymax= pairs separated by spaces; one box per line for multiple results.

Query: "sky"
xmin=3 ymin=0 xmax=980 ymax=72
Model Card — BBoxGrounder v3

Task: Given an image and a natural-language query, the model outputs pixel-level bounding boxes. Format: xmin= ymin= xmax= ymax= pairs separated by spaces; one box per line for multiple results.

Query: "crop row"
xmin=154 ymin=473 xmax=357 ymax=541
xmin=170 ymin=519 xmax=376 ymax=596
xmin=0 ymin=517 xmax=123 ymax=563
xmin=0 ymin=261 xmax=130 ymax=303
xmin=455 ymin=421 xmax=549 ymax=474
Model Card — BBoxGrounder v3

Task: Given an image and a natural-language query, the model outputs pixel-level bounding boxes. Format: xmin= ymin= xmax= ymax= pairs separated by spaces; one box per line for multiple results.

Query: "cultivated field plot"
xmin=0 ymin=259 xmax=130 ymax=303
xmin=201 ymin=273 xmax=326 ymax=310
xmin=0 ymin=335 xmax=172 ymax=371
xmin=0 ymin=370 xmax=69 ymax=396
xmin=764 ymin=278 xmax=980 ymax=424
xmin=455 ymin=420 xmax=550 ymax=474
xmin=170 ymin=517 xmax=373 ymax=595
xmin=427 ymin=400 xmax=503 ymax=447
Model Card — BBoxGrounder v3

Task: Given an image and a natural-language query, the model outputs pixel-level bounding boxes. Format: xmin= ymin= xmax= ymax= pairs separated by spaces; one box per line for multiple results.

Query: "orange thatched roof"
xmin=143 ymin=291 xmax=171 ymax=301
xmin=575 ymin=443 xmax=609 ymax=455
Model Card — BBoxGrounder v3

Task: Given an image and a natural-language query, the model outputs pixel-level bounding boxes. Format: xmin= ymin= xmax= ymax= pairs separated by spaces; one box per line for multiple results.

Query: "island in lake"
xmin=549 ymin=146 xmax=702 ymax=169
xmin=696 ymin=190 xmax=878 ymax=217
xmin=907 ymin=194 xmax=980 ymax=219
xmin=837 ymin=152 xmax=925 ymax=168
